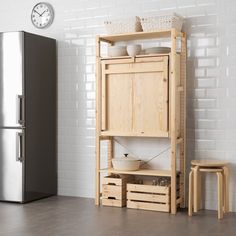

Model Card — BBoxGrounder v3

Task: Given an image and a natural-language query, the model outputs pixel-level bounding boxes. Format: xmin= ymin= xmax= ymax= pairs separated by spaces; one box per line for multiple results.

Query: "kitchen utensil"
xmin=112 ymin=153 xmax=141 ymax=171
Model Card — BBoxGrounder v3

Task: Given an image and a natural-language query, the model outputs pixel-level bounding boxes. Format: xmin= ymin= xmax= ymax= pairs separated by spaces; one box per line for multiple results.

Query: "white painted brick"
xmin=197 ymin=38 xmax=215 ymax=47
xmin=206 ymin=47 xmax=219 ymax=56
xmin=198 ymin=58 xmax=215 ymax=67
xmin=194 ymin=99 xmax=216 ymax=108
xmin=195 ymin=78 xmax=216 ymax=88
xmin=196 ymin=119 xmax=216 ymax=129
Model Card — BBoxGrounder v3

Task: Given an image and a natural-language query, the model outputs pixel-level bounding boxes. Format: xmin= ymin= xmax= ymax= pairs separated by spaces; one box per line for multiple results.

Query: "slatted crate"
xmin=102 ymin=175 xmax=134 ymax=207
xmin=127 ymin=183 xmax=170 ymax=212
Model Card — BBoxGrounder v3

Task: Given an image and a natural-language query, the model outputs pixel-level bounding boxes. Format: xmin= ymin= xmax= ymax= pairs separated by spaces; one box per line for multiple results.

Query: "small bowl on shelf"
xmin=108 ymin=45 xmax=127 ymax=57
xmin=127 ymin=44 xmax=142 ymax=57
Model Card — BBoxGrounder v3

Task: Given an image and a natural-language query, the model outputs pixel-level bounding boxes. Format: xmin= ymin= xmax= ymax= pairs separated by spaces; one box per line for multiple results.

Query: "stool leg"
xmin=217 ymin=172 xmax=223 ymax=219
xmin=188 ymin=170 xmax=194 ymax=216
xmin=197 ymin=171 xmax=202 ymax=210
xmin=193 ymin=166 xmax=199 ymax=213
xmin=223 ymin=166 xmax=229 ymax=213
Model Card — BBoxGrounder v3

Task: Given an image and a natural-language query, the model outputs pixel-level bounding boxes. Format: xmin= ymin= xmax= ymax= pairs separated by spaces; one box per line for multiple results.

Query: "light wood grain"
xmin=188 ymin=169 xmax=193 ymax=216
xmin=107 ymin=73 xmax=133 ymax=133
xmin=99 ymin=29 xmax=179 ymax=42
xmin=170 ymin=28 xmax=177 ymax=214
xmin=191 ymin=160 xmax=228 ymax=167
xmin=127 ymin=200 xmax=170 ymax=212
xmin=217 ymin=172 xmax=223 ymax=219
xmin=127 ymin=184 xmax=170 ymax=194
xmin=102 ymin=198 xmax=126 ymax=207
xmin=102 ymin=185 xmax=126 ymax=199
xmin=100 ymin=168 xmax=172 ymax=177
xmin=127 ymin=192 xmax=169 ymax=203
xmin=133 ymin=69 xmax=168 ymax=134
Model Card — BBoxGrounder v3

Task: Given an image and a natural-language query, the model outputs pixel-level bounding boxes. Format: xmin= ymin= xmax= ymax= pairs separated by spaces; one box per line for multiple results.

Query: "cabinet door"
xmin=106 ymin=74 xmax=133 ymax=134
xmin=133 ymin=67 xmax=168 ymax=136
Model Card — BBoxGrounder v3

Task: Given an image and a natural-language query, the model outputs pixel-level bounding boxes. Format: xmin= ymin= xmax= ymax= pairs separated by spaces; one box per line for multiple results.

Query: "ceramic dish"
xmin=145 ymin=47 xmax=171 ymax=54
xmin=112 ymin=154 xmax=141 ymax=171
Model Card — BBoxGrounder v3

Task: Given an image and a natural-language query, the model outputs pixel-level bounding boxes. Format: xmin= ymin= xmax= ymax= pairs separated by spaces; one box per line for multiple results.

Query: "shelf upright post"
xmin=179 ymin=32 xmax=187 ymax=208
xmin=95 ymin=36 xmax=101 ymax=205
xmin=170 ymin=28 xmax=177 ymax=214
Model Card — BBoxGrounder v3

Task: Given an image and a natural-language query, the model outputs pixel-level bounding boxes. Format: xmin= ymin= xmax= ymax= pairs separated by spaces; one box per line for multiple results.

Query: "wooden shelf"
xmin=98 ymin=29 xmax=183 ymax=43
xmin=100 ymin=130 xmax=169 ymax=138
xmin=100 ymin=168 xmax=172 ymax=177
xmin=100 ymin=53 xmax=170 ymax=61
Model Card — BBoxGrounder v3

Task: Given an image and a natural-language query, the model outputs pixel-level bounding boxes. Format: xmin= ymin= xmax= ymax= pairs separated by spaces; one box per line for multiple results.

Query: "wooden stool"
xmin=188 ymin=160 xmax=229 ymax=219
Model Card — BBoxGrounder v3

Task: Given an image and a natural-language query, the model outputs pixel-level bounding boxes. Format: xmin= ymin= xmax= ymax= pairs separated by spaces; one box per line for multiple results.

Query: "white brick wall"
xmin=0 ymin=0 xmax=236 ymax=212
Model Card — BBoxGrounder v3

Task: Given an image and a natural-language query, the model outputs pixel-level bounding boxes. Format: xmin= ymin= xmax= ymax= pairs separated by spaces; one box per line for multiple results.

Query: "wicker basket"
xmin=104 ymin=16 xmax=142 ymax=35
xmin=140 ymin=13 xmax=183 ymax=32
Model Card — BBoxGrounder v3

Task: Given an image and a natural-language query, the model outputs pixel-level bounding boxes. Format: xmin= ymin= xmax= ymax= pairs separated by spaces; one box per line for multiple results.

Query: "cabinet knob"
xmin=163 ymin=78 xmax=167 ymax=82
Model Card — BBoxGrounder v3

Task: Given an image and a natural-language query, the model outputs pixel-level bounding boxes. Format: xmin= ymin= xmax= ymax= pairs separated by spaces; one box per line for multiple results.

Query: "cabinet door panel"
xmin=133 ymin=72 xmax=168 ymax=135
xmin=107 ymin=74 xmax=132 ymax=133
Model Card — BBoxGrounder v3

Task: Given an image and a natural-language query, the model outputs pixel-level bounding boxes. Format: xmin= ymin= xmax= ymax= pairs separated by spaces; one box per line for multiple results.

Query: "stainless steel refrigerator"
xmin=0 ymin=31 xmax=57 ymax=202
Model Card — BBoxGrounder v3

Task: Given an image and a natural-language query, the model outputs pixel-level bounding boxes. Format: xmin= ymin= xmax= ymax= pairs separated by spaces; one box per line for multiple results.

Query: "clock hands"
xmin=40 ymin=10 xmax=46 ymax=16
xmin=34 ymin=9 xmax=48 ymax=17
xmin=34 ymin=10 xmax=41 ymax=16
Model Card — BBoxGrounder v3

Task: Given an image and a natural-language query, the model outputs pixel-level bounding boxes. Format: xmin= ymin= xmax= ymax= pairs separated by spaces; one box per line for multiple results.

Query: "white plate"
xmin=145 ymin=47 xmax=171 ymax=54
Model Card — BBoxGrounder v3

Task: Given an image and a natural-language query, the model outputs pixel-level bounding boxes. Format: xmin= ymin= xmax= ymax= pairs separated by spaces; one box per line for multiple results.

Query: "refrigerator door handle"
xmin=17 ymin=95 xmax=25 ymax=125
xmin=16 ymin=132 xmax=25 ymax=162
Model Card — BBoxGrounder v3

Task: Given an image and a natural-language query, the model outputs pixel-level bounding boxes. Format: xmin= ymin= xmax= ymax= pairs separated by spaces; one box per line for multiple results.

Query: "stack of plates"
xmin=145 ymin=47 xmax=171 ymax=54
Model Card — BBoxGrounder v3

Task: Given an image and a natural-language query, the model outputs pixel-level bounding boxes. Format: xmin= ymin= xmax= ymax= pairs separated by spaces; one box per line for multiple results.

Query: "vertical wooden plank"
xmin=95 ymin=36 xmax=101 ymax=205
xmin=217 ymin=172 xmax=223 ymax=219
xmin=197 ymin=171 xmax=202 ymax=210
xmin=163 ymin=56 xmax=169 ymax=132
xmin=180 ymin=32 xmax=187 ymax=208
xmin=193 ymin=166 xmax=199 ymax=212
xmin=101 ymin=62 xmax=107 ymax=130
xmin=107 ymin=137 xmax=113 ymax=168
xmin=188 ymin=170 xmax=193 ymax=216
xmin=223 ymin=166 xmax=229 ymax=213
xmin=170 ymin=28 xmax=177 ymax=214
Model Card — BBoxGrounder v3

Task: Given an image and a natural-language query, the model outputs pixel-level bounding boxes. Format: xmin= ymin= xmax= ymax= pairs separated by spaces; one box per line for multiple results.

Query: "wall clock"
xmin=31 ymin=2 xmax=54 ymax=29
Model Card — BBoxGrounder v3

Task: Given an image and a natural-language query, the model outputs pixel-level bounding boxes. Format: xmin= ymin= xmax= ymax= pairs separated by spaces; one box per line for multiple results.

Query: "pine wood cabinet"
xmin=95 ymin=29 xmax=186 ymax=215
xmin=101 ymin=56 xmax=170 ymax=137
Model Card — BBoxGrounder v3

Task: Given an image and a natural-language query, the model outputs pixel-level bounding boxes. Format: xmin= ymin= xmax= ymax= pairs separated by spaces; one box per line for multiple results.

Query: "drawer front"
xmin=101 ymin=56 xmax=169 ymax=137
xmin=102 ymin=185 xmax=125 ymax=199
xmin=102 ymin=198 xmax=126 ymax=207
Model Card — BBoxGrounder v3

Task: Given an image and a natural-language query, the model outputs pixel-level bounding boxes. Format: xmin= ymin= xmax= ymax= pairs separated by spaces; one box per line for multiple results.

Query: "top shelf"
xmin=98 ymin=29 xmax=184 ymax=43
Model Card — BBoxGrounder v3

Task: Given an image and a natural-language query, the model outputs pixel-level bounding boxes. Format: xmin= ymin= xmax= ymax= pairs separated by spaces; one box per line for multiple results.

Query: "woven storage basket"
xmin=140 ymin=13 xmax=183 ymax=32
xmin=104 ymin=16 xmax=142 ymax=34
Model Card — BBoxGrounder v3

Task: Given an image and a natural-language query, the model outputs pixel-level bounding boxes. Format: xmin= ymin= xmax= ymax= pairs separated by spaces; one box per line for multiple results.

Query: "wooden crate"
xmin=127 ymin=183 xmax=170 ymax=212
xmin=102 ymin=175 xmax=134 ymax=207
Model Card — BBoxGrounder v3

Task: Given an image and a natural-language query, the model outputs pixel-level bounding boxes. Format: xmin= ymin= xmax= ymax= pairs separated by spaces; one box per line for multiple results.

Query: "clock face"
xmin=31 ymin=2 xmax=54 ymax=29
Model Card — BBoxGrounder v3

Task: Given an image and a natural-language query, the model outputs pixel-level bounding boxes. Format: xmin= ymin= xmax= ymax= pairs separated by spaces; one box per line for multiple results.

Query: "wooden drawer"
xmin=102 ymin=185 xmax=125 ymax=199
xmin=103 ymin=174 xmax=133 ymax=186
xmin=102 ymin=198 xmax=126 ymax=207
xmin=127 ymin=183 xmax=170 ymax=212
xmin=102 ymin=175 xmax=134 ymax=208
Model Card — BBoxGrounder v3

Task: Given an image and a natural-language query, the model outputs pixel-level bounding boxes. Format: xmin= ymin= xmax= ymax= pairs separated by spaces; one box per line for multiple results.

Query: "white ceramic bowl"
xmin=127 ymin=44 xmax=142 ymax=57
xmin=112 ymin=154 xmax=141 ymax=171
xmin=108 ymin=45 xmax=127 ymax=57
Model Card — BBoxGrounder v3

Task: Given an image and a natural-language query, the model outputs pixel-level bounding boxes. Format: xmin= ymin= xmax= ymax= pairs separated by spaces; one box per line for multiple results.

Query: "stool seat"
xmin=191 ymin=160 xmax=228 ymax=167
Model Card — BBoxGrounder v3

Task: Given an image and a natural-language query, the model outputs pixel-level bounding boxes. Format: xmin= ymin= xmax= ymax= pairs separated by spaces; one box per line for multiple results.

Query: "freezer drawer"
xmin=0 ymin=129 xmax=24 ymax=202
xmin=0 ymin=32 xmax=24 ymax=127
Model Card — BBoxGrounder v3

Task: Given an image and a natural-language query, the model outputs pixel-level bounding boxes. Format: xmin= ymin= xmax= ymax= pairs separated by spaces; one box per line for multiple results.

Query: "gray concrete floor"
xmin=0 ymin=196 xmax=235 ymax=236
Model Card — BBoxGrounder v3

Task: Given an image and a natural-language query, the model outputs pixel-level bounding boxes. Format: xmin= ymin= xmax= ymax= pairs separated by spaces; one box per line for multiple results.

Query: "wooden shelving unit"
xmin=95 ymin=29 xmax=187 ymax=214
